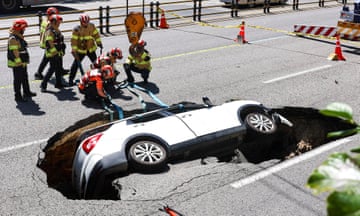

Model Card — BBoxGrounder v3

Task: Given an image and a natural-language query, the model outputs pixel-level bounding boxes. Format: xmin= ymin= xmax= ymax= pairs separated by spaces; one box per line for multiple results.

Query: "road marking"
xmin=262 ymin=65 xmax=332 ymax=84
xmin=230 ymin=137 xmax=352 ymax=189
xmin=0 ymin=139 xmax=47 ymax=154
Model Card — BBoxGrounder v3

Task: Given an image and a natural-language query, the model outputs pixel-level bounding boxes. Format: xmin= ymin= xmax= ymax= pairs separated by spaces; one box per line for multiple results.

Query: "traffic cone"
xmin=159 ymin=9 xmax=169 ymax=29
xmin=328 ymin=35 xmax=346 ymax=61
xmin=234 ymin=21 xmax=247 ymax=44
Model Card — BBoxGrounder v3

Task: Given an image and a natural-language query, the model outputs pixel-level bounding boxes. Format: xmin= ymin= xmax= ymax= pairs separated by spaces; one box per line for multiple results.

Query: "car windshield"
xmin=130 ymin=103 xmax=207 ymax=123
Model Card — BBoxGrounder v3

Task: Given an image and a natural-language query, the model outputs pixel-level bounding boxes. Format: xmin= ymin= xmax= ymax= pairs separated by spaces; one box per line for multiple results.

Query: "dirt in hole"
xmin=36 ymin=105 xmax=356 ymax=199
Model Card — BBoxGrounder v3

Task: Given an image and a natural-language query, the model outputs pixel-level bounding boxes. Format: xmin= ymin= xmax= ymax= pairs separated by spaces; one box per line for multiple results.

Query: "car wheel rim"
xmin=247 ymin=113 xmax=274 ymax=133
xmin=133 ymin=142 xmax=164 ymax=164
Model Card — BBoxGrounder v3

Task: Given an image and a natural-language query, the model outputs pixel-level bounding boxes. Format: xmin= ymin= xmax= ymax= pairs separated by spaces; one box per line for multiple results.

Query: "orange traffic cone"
xmin=328 ymin=35 xmax=346 ymax=61
xmin=234 ymin=21 xmax=247 ymax=44
xmin=159 ymin=9 xmax=169 ymax=29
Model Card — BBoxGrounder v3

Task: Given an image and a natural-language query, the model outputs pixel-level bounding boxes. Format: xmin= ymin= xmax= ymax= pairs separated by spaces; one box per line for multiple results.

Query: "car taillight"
xmin=82 ymin=133 xmax=103 ymax=154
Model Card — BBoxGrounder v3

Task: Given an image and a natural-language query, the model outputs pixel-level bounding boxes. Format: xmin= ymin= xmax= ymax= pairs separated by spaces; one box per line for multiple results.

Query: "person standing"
xmin=7 ymin=18 xmax=36 ymax=102
xmin=40 ymin=14 xmax=66 ymax=92
xmin=123 ymin=40 xmax=152 ymax=84
xmin=35 ymin=7 xmax=68 ymax=80
xmin=68 ymin=13 xmax=103 ymax=86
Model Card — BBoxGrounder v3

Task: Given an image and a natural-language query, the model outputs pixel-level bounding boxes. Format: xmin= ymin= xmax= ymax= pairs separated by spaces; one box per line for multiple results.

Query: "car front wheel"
xmin=245 ymin=112 xmax=276 ymax=134
xmin=128 ymin=140 xmax=167 ymax=171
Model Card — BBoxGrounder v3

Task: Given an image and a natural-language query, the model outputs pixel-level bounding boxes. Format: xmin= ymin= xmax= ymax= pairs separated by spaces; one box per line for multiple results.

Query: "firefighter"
xmin=35 ymin=7 xmax=68 ymax=80
xmin=107 ymin=47 xmax=123 ymax=67
xmin=78 ymin=65 xmax=114 ymax=102
xmin=123 ymin=40 xmax=152 ymax=84
xmin=69 ymin=13 xmax=103 ymax=86
xmin=106 ymin=47 xmax=123 ymax=77
xmin=7 ymin=18 xmax=36 ymax=102
xmin=40 ymin=14 xmax=66 ymax=92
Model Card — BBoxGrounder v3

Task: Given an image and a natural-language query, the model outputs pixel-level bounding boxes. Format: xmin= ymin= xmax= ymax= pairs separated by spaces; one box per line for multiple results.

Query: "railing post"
xmin=106 ymin=6 xmax=110 ymax=33
xmin=38 ymin=11 xmax=43 ymax=32
xmin=99 ymin=6 xmax=103 ymax=34
xmin=156 ymin=1 xmax=160 ymax=27
xmin=193 ymin=0 xmax=197 ymax=21
xmin=150 ymin=1 xmax=154 ymax=28
xmin=198 ymin=0 xmax=202 ymax=21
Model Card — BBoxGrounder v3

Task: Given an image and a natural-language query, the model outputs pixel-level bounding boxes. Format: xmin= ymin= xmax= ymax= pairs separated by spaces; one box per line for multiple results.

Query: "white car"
xmin=72 ymin=97 xmax=292 ymax=198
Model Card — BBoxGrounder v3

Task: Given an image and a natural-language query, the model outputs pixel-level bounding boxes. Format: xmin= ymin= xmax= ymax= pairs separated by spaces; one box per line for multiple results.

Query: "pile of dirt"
xmin=36 ymin=105 xmax=357 ymax=199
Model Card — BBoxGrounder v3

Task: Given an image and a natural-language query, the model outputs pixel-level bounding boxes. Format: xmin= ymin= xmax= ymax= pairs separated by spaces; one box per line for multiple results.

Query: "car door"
xmin=176 ymin=105 xmax=241 ymax=137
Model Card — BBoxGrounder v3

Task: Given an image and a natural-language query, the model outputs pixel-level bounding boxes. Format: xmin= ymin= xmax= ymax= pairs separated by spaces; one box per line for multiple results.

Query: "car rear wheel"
xmin=128 ymin=140 xmax=167 ymax=171
xmin=245 ymin=112 xmax=276 ymax=134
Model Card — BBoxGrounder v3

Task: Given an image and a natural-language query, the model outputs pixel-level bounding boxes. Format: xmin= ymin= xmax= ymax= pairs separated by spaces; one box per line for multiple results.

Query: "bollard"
xmin=106 ymin=6 xmax=110 ymax=33
xmin=99 ymin=6 xmax=103 ymax=34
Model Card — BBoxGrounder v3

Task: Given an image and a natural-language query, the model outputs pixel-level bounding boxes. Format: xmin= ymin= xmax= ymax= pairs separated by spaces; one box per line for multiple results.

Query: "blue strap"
xmin=101 ymin=99 xmax=114 ymax=121
xmin=131 ymin=83 xmax=169 ymax=108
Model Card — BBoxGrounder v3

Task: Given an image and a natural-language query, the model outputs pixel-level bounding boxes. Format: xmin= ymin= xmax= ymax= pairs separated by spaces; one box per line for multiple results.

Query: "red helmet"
xmin=137 ymin=39 xmax=146 ymax=47
xmin=79 ymin=14 xmax=90 ymax=25
xmin=94 ymin=54 xmax=110 ymax=68
xmin=46 ymin=7 xmax=59 ymax=16
xmin=12 ymin=19 xmax=28 ymax=31
xmin=101 ymin=65 xmax=114 ymax=78
xmin=109 ymin=48 xmax=123 ymax=59
xmin=49 ymin=14 xmax=63 ymax=23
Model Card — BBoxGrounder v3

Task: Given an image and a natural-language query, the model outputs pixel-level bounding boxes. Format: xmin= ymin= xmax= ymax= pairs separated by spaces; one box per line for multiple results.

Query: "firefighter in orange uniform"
xmin=7 ymin=18 xmax=36 ymax=102
xmin=78 ymin=65 xmax=115 ymax=102
xmin=69 ymin=13 xmax=103 ymax=86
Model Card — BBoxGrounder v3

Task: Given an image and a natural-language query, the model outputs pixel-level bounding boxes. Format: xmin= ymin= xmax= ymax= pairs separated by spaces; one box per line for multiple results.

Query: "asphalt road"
xmin=1 ymin=2 xmax=360 ymax=216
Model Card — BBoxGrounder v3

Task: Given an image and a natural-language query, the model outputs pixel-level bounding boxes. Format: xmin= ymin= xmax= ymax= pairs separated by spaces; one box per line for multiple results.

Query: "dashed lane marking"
xmin=262 ymin=64 xmax=332 ymax=84
xmin=0 ymin=139 xmax=47 ymax=154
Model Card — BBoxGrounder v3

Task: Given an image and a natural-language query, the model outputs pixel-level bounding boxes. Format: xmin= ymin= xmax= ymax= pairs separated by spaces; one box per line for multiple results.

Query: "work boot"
xmin=68 ymin=79 xmax=75 ymax=86
xmin=40 ymin=83 xmax=47 ymax=92
xmin=15 ymin=95 xmax=27 ymax=102
xmin=24 ymin=91 xmax=37 ymax=97
xmin=34 ymin=73 xmax=44 ymax=80
xmin=55 ymin=83 xmax=66 ymax=89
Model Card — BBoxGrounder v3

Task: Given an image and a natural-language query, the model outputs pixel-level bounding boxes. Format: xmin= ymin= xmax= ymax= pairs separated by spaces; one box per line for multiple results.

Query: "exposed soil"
xmin=36 ymin=104 xmax=356 ymax=199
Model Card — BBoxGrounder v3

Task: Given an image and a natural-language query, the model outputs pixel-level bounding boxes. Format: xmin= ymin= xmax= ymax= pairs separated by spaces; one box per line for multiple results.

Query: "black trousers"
xmin=69 ymin=51 xmax=97 ymax=82
xmin=41 ymin=55 xmax=62 ymax=89
xmin=37 ymin=52 xmax=66 ymax=75
xmin=123 ymin=63 xmax=150 ymax=81
xmin=12 ymin=66 xmax=31 ymax=97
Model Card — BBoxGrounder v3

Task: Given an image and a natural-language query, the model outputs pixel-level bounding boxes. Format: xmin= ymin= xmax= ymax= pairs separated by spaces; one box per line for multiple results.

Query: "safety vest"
xmin=78 ymin=69 xmax=103 ymax=91
xmin=45 ymin=26 xmax=65 ymax=58
xmin=126 ymin=50 xmax=152 ymax=71
xmin=7 ymin=31 xmax=29 ymax=68
xmin=39 ymin=19 xmax=49 ymax=49
xmin=71 ymin=23 xmax=101 ymax=54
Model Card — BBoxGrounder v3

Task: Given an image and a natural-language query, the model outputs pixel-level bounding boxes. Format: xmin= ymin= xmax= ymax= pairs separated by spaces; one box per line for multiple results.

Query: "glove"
xmin=103 ymin=94 xmax=111 ymax=104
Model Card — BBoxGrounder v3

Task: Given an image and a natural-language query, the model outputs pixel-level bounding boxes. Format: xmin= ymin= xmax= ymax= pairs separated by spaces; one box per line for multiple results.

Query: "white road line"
xmin=230 ymin=137 xmax=352 ymax=189
xmin=262 ymin=65 xmax=332 ymax=84
xmin=0 ymin=139 xmax=47 ymax=154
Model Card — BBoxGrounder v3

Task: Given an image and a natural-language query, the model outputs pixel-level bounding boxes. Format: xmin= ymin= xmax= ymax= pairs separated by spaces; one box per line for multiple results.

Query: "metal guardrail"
xmin=0 ymin=0 xmax=345 ymax=48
